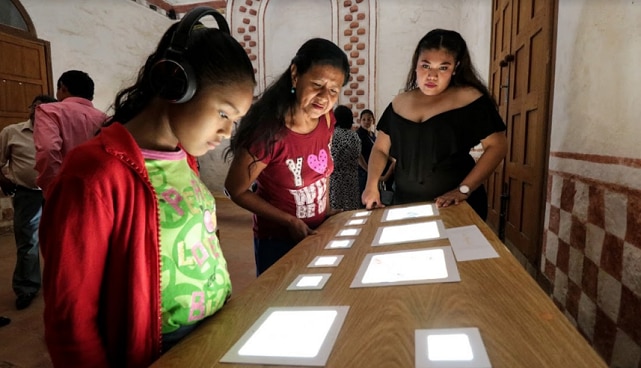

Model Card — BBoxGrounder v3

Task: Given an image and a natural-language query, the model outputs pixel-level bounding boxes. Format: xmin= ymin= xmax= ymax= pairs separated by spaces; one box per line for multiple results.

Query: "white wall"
xmin=551 ymin=0 xmax=641 ymax=159
xmin=20 ymin=0 xmax=172 ymax=112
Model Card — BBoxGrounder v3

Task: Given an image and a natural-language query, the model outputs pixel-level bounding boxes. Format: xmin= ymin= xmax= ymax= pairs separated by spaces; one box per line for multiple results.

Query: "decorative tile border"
xmin=544 ymin=152 xmax=641 ymax=366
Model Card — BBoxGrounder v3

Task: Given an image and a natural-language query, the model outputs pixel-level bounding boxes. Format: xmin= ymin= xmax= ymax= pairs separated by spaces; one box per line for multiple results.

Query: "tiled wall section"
xmin=543 ymin=159 xmax=641 ymax=367
xmin=338 ymin=0 xmax=370 ymax=117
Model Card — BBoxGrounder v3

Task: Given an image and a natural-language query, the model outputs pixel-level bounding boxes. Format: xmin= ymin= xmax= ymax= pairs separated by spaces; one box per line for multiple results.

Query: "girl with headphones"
xmin=39 ymin=8 xmax=255 ymax=367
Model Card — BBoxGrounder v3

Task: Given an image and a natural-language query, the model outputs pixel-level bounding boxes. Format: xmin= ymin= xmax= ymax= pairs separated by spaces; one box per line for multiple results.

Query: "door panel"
xmin=489 ymin=0 xmax=554 ymax=265
xmin=0 ymin=30 xmax=51 ymax=129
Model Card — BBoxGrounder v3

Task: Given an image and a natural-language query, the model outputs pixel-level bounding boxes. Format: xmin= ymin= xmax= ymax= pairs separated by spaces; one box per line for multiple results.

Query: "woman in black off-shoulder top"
xmin=361 ymin=29 xmax=507 ymax=220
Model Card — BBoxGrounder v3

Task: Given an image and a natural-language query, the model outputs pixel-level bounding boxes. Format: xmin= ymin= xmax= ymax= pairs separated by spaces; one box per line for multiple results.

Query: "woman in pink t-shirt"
xmin=225 ymin=38 xmax=350 ymax=275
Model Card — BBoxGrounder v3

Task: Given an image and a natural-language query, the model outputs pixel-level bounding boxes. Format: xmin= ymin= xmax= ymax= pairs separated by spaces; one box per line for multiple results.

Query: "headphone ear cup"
xmin=149 ymin=58 xmax=196 ymax=103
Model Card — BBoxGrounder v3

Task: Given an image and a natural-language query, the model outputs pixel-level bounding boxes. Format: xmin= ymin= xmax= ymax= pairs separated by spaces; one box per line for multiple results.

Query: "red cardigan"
xmin=40 ymin=123 xmax=199 ymax=367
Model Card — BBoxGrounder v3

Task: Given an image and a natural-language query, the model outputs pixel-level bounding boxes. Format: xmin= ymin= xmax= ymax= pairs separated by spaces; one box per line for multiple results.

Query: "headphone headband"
xmin=150 ymin=6 xmax=230 ymax=104
xmin=169 ymin=7 xmax=230 ymax=54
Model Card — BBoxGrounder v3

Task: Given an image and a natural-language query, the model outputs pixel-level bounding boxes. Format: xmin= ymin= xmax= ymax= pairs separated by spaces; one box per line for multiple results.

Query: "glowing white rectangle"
xmin=382 ymin=204 xmax=438 ymax=222
xmin=350 ymin=247 xmax=460 ymax=288
xmin=221 ymin=306 xmax=350 ymax=366
xmin=297 ymin=275 xmax=323 ymax=287
xmin=372 ymin=220 xmax=447 ymax=246
xmin=415 ymin=327 xmax=492 ymax=368
xmin=308 ymin=255 xmax=344 ymax=268
xmin=325 ymin=239 xmax=354 ymax=249
xmin=428 ymin=334 xmax=473 ymax=361
xmin=238 ymin=310 xmax=337 ymax=357
xmin=352 ymin=211 xmax=371 ymax=217
xmin=346 ymin=218 xmax=367 ymax=226
xmin=287 ymin=273 xmax=331 ymax=290
xmin=362 ymin=248 xmax=448 ymax=284
xmin=337 ymin=228 xmax=361 ymax=237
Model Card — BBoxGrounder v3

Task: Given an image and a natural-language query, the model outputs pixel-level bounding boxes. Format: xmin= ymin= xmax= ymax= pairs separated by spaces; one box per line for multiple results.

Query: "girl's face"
xmin=415 ymin=48 xmax=457 ymax=96
xmin=359 ymin=113 xmax=375 ymax=130
xmin=292 ymin=64 xmax=345 ymax=120
xmin=168 ymin=82 xmax=254 ymax=157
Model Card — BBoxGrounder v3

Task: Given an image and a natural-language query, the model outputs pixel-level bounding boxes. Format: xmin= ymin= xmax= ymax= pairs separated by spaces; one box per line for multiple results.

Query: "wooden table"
xmin=152 ymin=202 xmax=606 ymax=367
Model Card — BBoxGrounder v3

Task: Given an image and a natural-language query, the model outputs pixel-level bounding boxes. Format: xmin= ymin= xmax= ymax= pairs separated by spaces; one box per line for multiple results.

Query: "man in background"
xmin=0 ymin=94 xmax=56 ymax=310
xmin=33 ymin=70 xmax=107 ymax=198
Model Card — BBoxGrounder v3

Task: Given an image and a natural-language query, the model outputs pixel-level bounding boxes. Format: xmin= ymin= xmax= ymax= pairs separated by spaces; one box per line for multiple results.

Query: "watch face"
xmin=459 ymin=185 xmax=470 ymax=194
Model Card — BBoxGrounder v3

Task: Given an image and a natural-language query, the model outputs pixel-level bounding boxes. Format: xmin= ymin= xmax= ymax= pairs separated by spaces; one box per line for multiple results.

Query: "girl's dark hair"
xmin=404 ymin=29 xmax=493 ymax=102
xmin=225 ymin=38 xmax=349 ymax=162
xmin=106 ymin=23 xmax=255 ymax=125
xmin=334 ymin=105 xmax=354 ymax=130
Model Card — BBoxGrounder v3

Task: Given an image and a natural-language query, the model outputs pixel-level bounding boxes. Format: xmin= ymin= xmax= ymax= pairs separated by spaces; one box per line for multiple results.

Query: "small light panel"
xmin=221 ymin=306 xmax=350 ymax=366
xmin=337 ymin=228 xmax=361 ymax=237
xmin=372 ymin=220 xmax=447 ymax=246
xmin=362 ymin=248 xmax=447 ymax=284
xmin=382 ymin=204 xmax=438 ymax=222
xmin=297 ymin=275 xmax=323 ymax=287
xmin=352 ymin=211 xmax=371 ymax=217
xmin=325 ymin=239 xmax=355 ymax=249
xmin=428 ymin=334 xmax=473 ymax=361
xmin=308 ymin=255 xmax=344 ymax=268
xmin=346 ymin=218 xmax=367 ymax=226
xmin=287 ymin=273 xmax=332 ymax=290
xmin=415 ymin=328 xmax=492 ymax=368
xmin=351 ymin=247 xmax=460 ymax=288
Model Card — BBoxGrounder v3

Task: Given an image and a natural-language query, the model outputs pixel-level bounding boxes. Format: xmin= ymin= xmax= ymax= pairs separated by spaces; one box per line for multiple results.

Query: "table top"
xmin=152 ymin=202 xmax=606 ymax=368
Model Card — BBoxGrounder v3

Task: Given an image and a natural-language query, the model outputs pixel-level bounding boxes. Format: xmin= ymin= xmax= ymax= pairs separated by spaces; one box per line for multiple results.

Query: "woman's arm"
xmin=380 ymin=156 xmax=397 ymax=183
xmin=361 ymin=131 xmax=392 ymax=209
xmin=225 ymin=149 xmax=316 ymax=241
xmin=435 ymin=131 xmax=507 ymax=208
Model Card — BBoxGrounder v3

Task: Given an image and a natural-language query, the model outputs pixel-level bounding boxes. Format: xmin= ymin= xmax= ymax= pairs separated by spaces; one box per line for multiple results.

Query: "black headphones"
xmin=149 ymin=6 xmax=231 ymax=104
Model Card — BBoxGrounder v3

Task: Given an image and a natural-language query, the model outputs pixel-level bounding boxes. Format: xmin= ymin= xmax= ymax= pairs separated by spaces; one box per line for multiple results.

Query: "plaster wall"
xmin=20 ymin=0 xmax=172 ymax=112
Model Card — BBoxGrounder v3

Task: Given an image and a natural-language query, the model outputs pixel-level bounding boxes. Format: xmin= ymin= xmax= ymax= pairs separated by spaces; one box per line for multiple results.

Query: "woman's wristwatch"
xmin=459 ymin=184 xmax=471 ymax=196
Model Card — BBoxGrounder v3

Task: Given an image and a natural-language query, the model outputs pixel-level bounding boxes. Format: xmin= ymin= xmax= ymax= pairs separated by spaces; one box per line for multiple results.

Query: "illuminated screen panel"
xmin=346 ymin=218 xmax=368 ymax=226
xmin=308 ymin=255 xmax=344 ymax=268
xmin=352 ymin=211 xmax=371 ymax=218
xmin=382 ymin=203 xmax=439 ymax=222
xmin=287 ymin=273 xmax=332 ymax=290
xmin=415 ymin=328 xmax=492 ymax=368
xmin=372 ymin=220 xmax=447 ymax=246
xmin=325 ymin=239 xmax=355 ymax=249
xmin=336 ymin=227 xmax=362 ymax=237
xmin=350 ymin=247 xmax=460 ymax=288
xmin=220 ymin=306 xmax=350 ymax=366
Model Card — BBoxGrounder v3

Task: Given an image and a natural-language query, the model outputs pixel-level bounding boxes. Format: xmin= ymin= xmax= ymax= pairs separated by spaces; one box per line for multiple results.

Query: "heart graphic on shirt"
xmin=307 ymin=149 xmax=328 ymax=174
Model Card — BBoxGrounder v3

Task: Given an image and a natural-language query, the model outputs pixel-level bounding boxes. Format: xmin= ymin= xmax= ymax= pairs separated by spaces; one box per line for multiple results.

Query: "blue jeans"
xmin=253 ymin=237 xmax=297 ymax=276
xmin=12 ymin=187 xmax=43 ymax=297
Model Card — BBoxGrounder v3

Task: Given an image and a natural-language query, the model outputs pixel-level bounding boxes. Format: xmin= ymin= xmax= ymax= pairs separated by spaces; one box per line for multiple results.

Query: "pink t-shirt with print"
xmin=253 ymin=113 xmax=335 ymax=239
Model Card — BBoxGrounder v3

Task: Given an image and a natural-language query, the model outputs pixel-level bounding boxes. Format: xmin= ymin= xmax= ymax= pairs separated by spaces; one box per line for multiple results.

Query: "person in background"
xmin=39 ymin=7 xmax=255 ymax=367
xmin=362 ymin=29 xmax=507 ymax=219
xmin=33 ymin=70 xmax=108 ymax=198
xmin=224 ymin=38 xmax=350 ymax=276
xmin=329 ymin=105 xmax=361 ymax=211
xmin=356 ymin=109 xmax=395 ymax=204
xmin=0 ymin=94 xmax=56 ymax=310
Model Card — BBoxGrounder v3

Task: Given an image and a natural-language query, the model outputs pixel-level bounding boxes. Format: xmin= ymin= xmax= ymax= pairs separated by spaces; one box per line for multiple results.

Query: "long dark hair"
xmin=225 ymin=38 xmax=349 ymax=163
xmin=106 ymin=22 xmax=255 ymax=125
xmin=404 ymin=29 xmax=493 ymax=102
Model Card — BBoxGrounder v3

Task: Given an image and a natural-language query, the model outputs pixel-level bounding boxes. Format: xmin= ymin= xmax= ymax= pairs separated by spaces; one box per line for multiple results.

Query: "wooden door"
xmin=488 ymin=0 xmax=555 ymax=265
xmin=0 ymin=30 xmax=52 ymax=129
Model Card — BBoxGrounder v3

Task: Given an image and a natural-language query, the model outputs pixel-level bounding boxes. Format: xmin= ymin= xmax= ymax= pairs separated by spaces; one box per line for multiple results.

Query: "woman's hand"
xmin=287 ymin=218 xmax=317 ymax=242
xmin=434 ymin=188 xmax=469 ymax=208
xmin=361 ymin=185 xmax=383 ymax=210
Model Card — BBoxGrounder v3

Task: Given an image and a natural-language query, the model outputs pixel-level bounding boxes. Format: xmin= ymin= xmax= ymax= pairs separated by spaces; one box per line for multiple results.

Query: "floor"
xmin=0 ymin=197 xmax=256 ymax=368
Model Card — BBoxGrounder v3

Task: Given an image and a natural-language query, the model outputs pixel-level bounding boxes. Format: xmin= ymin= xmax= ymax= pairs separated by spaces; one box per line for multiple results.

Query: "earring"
xmin=291 ymin=87 xmax=296 ymax=94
